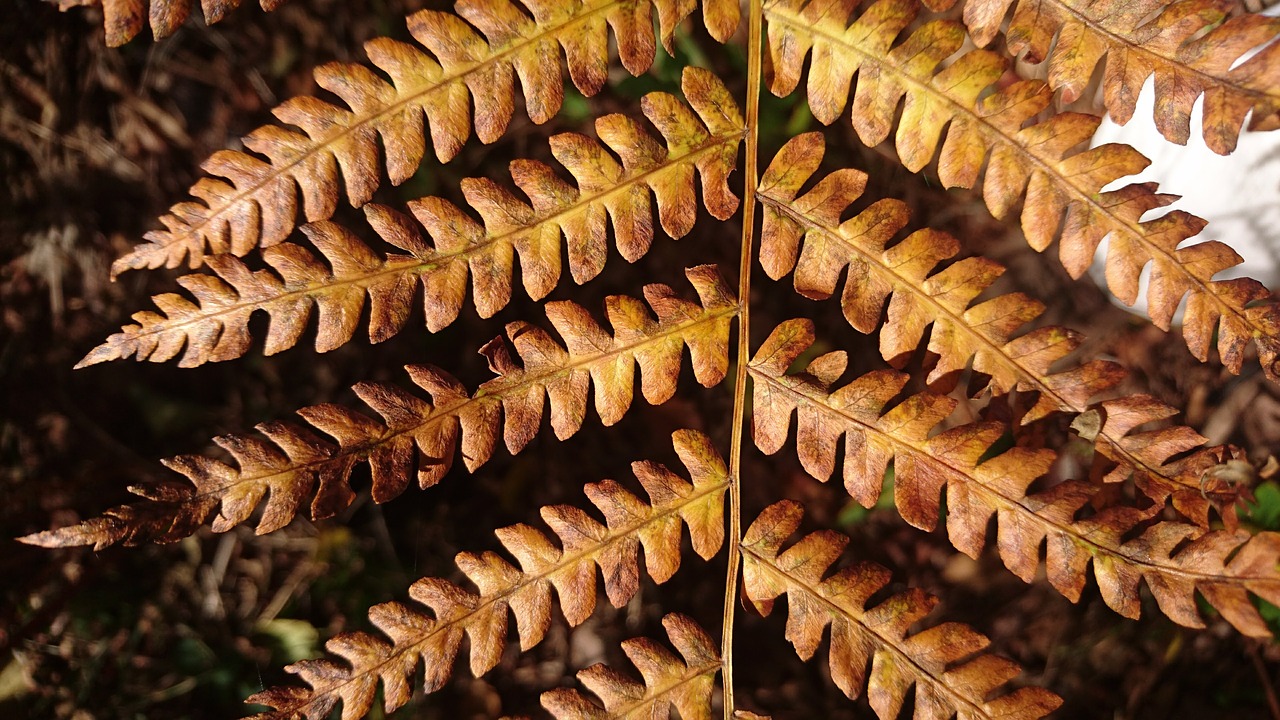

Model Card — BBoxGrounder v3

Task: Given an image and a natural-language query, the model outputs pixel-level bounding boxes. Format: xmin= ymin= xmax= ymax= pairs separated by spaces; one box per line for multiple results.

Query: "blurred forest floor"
xmin=3 ymin=1 xmax=1280 ymax=719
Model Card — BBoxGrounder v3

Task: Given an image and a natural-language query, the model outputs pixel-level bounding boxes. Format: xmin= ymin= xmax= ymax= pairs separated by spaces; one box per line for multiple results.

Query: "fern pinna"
xmin=25 ymin=0 xmax=1280 ymax=718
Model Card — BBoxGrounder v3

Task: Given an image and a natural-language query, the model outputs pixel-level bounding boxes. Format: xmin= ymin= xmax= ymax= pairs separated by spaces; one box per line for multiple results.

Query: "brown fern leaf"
xmin=244 ymin=432 xmax=727 ymax=720
xmin=748 ymin=319 xmax=1280 ymax=636
xmin=741 ymin=501 xmax=1062 ymax=719
xmin=20 ymin=267 xmax=735 ymax=549
xmin=937 ymin=0 xmax=1280 ymax=154
xmin=74 ymin=0 xmax=285 ymax=47
xmin=79 ymin=69 xmax=744 ymax=368
xmin=110 ymin=0 xmax=715 ymax=277
xmin=759 ymin=132 xmax=1125 ymax=410
xmin=764 ymin=0 xmax=1280 ymax=380
xmin=541 ymin=613 xmax=720 ymax=720
xmin=758 ymin=132 xmax=1245 ymax=528
xmin=1078 ymin=395 xmax=1244 ymax=529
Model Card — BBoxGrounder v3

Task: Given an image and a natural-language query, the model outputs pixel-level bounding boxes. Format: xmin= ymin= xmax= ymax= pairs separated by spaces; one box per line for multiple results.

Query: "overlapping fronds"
xmin=21 ymin=268 xmax=735 ymax=549
xmin=928 ymin=0 xmax=1280 ymax=154
xmin=741 ymin=501 xmax=1062 ymax=719
xmin=111 ymin=0 xmax=725 ymax=277
xmin=757 ymin=132 xmax=1243 ymax=527
xmin=541 ymin=614 xmax=721 ymax=720
xmin=1077 ymin=395 xmax=1245 ymax=528
xmin=70 ymin=0 xmax=285 ymax=47
xmin=80 ymin=69 xmax=744 ymax=368
xmin=748 ymin=319 xmax=1280 ymax=636
xmin=245 ymin=432 xmax=727 ymax=720
xmin=764 ymin=0 xmax=1280 ymax=380
xmin=758 ymin=132 xmax=1123 ymax=407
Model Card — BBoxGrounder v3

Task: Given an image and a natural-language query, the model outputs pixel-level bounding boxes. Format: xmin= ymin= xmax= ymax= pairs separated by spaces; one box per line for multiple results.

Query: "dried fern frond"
xmin=72 ymin=0 xmax=285 ymax=47
xmin=541 ymin=613 xmax=720 ymax=720
xmin=245 ymin=431 xmax=726 ymax=720
xmin=932 ymin=0 xmax=1280 ymax=154
xmin=111 ymin=0 xmax=723 ymax=277
xmin=742 ymin=501 xmax=1062 ymax=719
xmin=764 ymin=0 xmax=1280 ymax=380
xmin=80 ymin=69 xmax=743 ymax=368
xmin=22 ymin=267 xmax=735 ymax=549
xmin=759 ymin=132 xmax=1124 ymax=409
xmin=1080 ymin=395 xmax=1245 ymax=528
xmin=757 ymin=132 xmax=1243 ymax=527
xmin=748 ymin=319 xmax=1280 ymax=637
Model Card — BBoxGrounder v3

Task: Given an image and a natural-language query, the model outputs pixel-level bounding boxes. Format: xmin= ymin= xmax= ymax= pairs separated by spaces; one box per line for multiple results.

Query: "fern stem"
xmin=722 ymin=0 xmax=763 ymax=716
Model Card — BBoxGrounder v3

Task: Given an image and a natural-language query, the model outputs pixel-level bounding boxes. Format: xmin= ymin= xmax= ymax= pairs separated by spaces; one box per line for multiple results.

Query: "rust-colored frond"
xmin=1082 ymin=395 xmax=1246 ymax=529
xmin=541 ymin=614 xmax=721 ymax=720
xmin=948 ymin=0 xmax=1280 ymax=154
xmin=741 ymin=501 xmax=1062 ymax=719
xmin=747 ymin=320 xmax=1280 ymax=636
xmin=764 ymin=0 xmax=1280 ymax=380
xmin=244 ymin=432 xmax=727 ymax=720
xmin=75 ymin=0 xmax=285 ymax=47
xmin=80 ymin=69 xmax=743 ymax=368
xmin=110 ymin=0 xmax=709 ymax=278
xmin=758 ymin=132 xmax=1123 ymax=410
xmin=21 ymin=268 xmax=735 ymax=549
xmin=758 ymin=133 xmax=1243 ymax=528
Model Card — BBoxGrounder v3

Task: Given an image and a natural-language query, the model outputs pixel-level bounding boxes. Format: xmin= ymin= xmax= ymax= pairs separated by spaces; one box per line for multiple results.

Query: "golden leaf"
xmin=81 ymin=68 xmax=743 ymax=368
xmin=757 ymin=132 xmax=1246 ymax=527
xmin=541 ymin=614 xmax=720 ymax=720
xmin=21 ymin=268 xmax=735 ymax=548
xmin=948 ymin=0 xmax=1280 ymax=154
xmin=110 ymin=0 xmax=717 ymax=277
xmin=742 ymin=501 xmax=1062 ymax=719
xmin=246 ymin=432 xmax=726 ymax=720
xmin=765 ymin=0 xmax=1280 ymax=379
xmin=749 ymin=319 xmax=1280 ymax=636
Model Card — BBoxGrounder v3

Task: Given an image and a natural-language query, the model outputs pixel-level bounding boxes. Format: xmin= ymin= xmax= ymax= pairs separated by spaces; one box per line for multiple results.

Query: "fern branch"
xmin=85 ymin=0 xmax=286 ymax=46
xmin=245 ymin=431 xmax=727 ymax=720
xmin=110 ymin=0 xmax=717 ymax=277
xmin=541 ymin=614 xmax=721 ymax=720
xmin=721 ymin=2 xmax=767 ymax=714
xmin=741 ymin=501 xmax=1062 ymax=719
xmin=936 ymin=0 xmax=1280 ymax=154
xmin=81 ymin=69 xmax=744 ymax=368
xmin=764 ymin=0 xmax=1280 ymax=380
xmin=21 ymin=268 xmax=736 ymax=549
xmin=759 ymin=132 xmax=1122 ymax=408
xmin=748 ymin=319 xmax=1280 ymax=637
xmin=1081 ymin=395 xmax=1245 ymax=528
xmin=757 ymin=132 xmax=1243 ymax=527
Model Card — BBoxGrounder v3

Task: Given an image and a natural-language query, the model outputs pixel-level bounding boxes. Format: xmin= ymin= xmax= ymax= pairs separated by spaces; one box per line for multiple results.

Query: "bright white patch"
xmin=1087 ymin=8 xmax=1280 ymax=320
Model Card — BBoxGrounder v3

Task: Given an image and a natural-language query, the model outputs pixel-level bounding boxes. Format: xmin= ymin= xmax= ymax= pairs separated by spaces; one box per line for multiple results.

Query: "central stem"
xmin=722 ymin=1 xmax=763 ymax=716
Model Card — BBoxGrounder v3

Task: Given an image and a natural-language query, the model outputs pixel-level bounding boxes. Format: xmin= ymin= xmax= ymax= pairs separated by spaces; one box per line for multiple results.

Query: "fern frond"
xmin=81 ymin=69 xmax=744 ymax=368
xmin=757 ymin=132 xmax=1243 ymax=527
xmin=1083 ymin=395 xmax=1244 ymax=528
xmin=110 ymin=0 xmax=716 ymax=277
xmin=759 ymin=132 xmax=1123 ymax=409
xmin=541 ymin=613 xmax=720 ymax=720
xmin=764 ymin=0 xmax=1280 ymax=380
xmin=748 ymin=319 xmax=1280 ymax=637
xmin=937 ymin=0 xmax=1280 ymax=154
xmin=741 ymin=501 xmax=1062 ymax=719
xmin=21 ymin=268 xmax=735 ymax=549
xmin=245 ymin=431 xmax=726 ymax=720
xmin=82 ymin=0 xmax=285 ymax=47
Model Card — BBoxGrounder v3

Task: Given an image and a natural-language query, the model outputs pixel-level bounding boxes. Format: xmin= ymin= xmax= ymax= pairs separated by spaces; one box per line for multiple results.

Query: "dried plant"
xmin=25 ymin=0 xmax=1280 ymax=717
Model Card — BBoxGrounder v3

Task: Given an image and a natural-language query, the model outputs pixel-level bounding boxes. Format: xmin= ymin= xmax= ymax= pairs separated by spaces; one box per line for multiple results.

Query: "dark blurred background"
xmin=3 ymin=1 xmax=1279 ymax=718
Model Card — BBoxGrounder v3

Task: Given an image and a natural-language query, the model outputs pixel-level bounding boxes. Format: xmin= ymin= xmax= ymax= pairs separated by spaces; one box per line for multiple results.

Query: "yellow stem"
xmin=722 ymin=2 xmax=763 ymax=717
